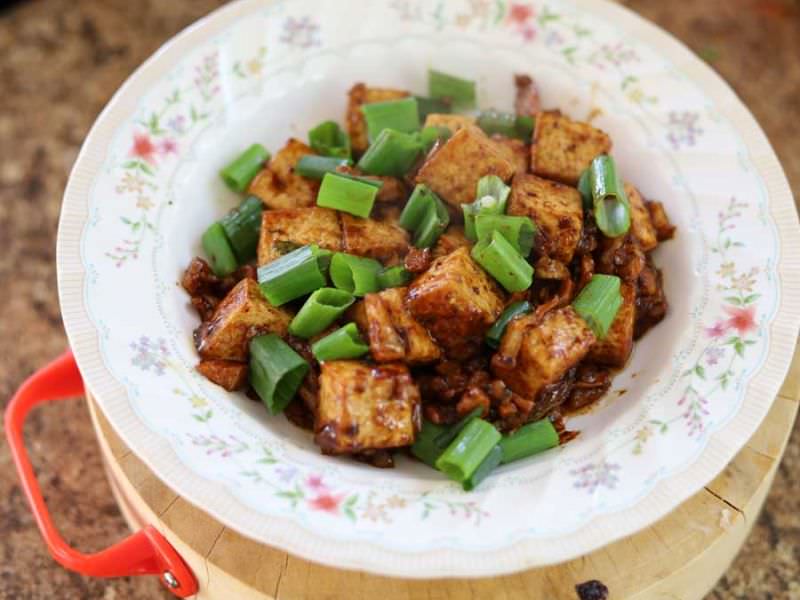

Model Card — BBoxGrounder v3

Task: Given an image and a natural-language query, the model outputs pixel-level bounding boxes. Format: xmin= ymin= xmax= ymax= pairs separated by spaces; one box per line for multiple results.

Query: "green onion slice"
xmin=433 ymin=406 xmax=484 ymax=449
xmin=462 ymin=444 xmax=503 ymax=491
xmin=418 ymin=125 xmax=452 ymax=152
xmin=413 ymin=195 xmax=450 ymax=249
xmin=220 ymin=196 xmax=263 ymax=263
xmin=311 ymin=322 xmax=370 ymax=361
xmin=362 ymin=97 xmax=420 ymax=142
xmin=220 ymin=143 xmax=270 ymax=193
xmin=249 ymin=334 xmax=309 ymax=415
xmin=399 ymin=184 xmax=437 ymax=231
xmin=471 ymin=230 xmax=534 ymax=292
xmin=415 ymin=95 xmax=452 ymax=121
xmin=477 ymin=109 xmax=518 ymax=138
xmin=257 ymin=244 xmax=327 ymax=306
xmin=435 ymin=419 xmax=501 ymax=483
xmin=411 ymin=420 xmax=448 ymax=468
xmin=515 ymin=115 xmax=535 ymax=142
xmin=577 ymin=168 xmax=592 ymax=209
xmin=498 ymin=419 xmax=560 ymax=464
xmin=428 ymin=69 xmax=476 ymax=111
xmin=202 ymin=222 xmax=238 ymax=277
xmin=288 ymin=287 xmax=355 ymax=339
xmin=377 ymin=265 xmax=412 ymax=289
xmin=474 ymin=214 xmax=536 ymax=256
xmin=572 ymin=273 xmax=622 ymax=338
xmin=329 ymin=253 xmax=382 ymax=297
xmin=316 ymin=172 xmax=379 ymax=218
xmin=308 ymin=120 xmax=351 ymax=159
xmin=486 ymin=300 xmax=532 ymax=349
xmin=463 ymin=175 xmax=512 ymax=241
xmin=357 ymin=129 xmax=424 ymax=177
xmin=590 ymin=154 xmax=631 ymax=237
xmin=296 ymin=155 xmax=352 ymax=180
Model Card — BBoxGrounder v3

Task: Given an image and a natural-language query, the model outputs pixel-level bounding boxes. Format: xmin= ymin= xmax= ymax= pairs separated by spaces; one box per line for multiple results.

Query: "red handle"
xmin=4 ymin=351 xmax=198 ymax=597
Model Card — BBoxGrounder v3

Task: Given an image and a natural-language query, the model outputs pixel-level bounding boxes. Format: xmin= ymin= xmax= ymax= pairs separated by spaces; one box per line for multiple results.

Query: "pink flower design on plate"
xmin=705 ymin=322 xmax=728 ymax=338
xmin=308 ymin=493 xmax=344 ymax=514
xmin=130 ymin=133 xmax=157 ymax=164
xmin=724 ymin=305 xmax=757 ymax=335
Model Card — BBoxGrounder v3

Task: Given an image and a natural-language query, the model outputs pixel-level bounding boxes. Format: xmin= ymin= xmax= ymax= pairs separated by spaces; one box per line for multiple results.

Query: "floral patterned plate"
xmin=57 ymin=0 xmax=799 ymax=577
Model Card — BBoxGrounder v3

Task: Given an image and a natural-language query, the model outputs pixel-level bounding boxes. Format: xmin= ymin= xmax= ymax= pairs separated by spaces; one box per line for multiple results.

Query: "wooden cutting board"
xmin=86 ymin=347 xmax=799 ymax=599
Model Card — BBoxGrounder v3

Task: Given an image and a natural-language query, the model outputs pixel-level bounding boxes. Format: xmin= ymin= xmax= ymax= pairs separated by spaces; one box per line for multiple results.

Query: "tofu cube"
xmin=247 ymin=139 xmax=319 ymax=210
xmin=196 ymin=359 xmax=248 ymax=391
xmin=491 ymin=136 xmax=529 ymax=177
xmin=407 ymin=246 xmax=505 ymax=358
xmin=416 ymin=126 xmax=516 ymax=208
xmin=340 ymin=213 xmax=409 ymax=263
xmin=315 ymin=361 xmax=421 ymax=454
xmin=531 ymin=112 xmax=612 ymax=185
xmin=492 ymin=306 xmax=595 ymax=400
xmin=431 ymin=225 xmax=470 ymax=259
xmin=423 ymin=113 xmax=477 ymax=134
xmin=587 ymin=282 xmax=636 ymax=367
xmin=363 ymin=287 xmax=441 ymax=364
xmin=195 ymin=279 xmax=292 ymax=361
xmin=508 ymin=173 xmax=583 ymax=263
xmin=625 ymin=183 xmax=658 ymax=252
xmin=257 ymin=207 xmax=341 ymax=265
xmin=346 ymin=83 xmax=410 ymax=154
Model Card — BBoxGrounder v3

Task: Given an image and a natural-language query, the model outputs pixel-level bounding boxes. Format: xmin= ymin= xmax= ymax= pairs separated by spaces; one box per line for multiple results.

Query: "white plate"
xmin=57 ymin=0 xmax=799 ymax=577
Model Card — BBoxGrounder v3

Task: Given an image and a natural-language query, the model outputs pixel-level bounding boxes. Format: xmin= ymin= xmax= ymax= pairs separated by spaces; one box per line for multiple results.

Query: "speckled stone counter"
xmin=0 ymin=1 xmax=797 ymax=598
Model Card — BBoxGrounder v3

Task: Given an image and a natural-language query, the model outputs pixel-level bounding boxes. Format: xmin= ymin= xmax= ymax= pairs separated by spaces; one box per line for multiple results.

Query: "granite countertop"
xmin=0 ymin=1 xmax=797 ymax=598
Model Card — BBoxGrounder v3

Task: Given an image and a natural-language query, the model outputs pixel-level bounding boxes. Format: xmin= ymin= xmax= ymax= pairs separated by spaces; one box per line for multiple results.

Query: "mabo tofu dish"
xmin=183 ymin=70 xmax=674 ymax=491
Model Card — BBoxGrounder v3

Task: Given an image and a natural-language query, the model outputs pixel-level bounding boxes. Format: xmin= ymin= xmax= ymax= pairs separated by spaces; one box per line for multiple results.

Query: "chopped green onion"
xmin=413 ymin=195 xmax=450 ymax=249
xmin=311 ymin=322 xmax=369 ymax=361
xmin=572 ymin=273 xmax=622 ymax=338
xmin=329 ymin=253 xmax=382 ymax=296
xmin=202 ymin=222 xmax=238 ymax=277
xmin=428 ymin=69 xmax=476 ymax=111
xmin=498 ymin=419 xmax=560 ymax=464
xmin=433 ymin=406 xmax=484 ymax=449
xmin=333 ymin=171 xmax=384 ymax=189
xmin=249 ymin=334 xmax=309 ymax=415
xmin=418 ymin=125 xmax=451 ymax=152
xmin=590 ymin=154 xmax=631 ymax=237
xmin=435 ymin=419 xmax=501 ymax=483
xmin=357 ymin=129 xmax=424 ymax=177
xmin=486 ymin=300 xmax=532 ymax=348
xmin=477 ymin=175 xmax=512 ymax=208
xmin=577 ymin=168 xmax=593 ymax=209
xmin=377 ymin=265 xmax=412 ymax=289
xmin=288 ymin=288 xmax=355 ymax=339
xmin=314 ymin=247 xmax=333 ymax=274
xmin=220 ymin=143 xmax=270 ymax=192
xmin=398 ymin=184 xmax=437 ymax=230
xmin=462 ymin=444 xmax=503 ymax=491
xmin=308 ymin=120 xmax=351 ymax=159
xmin=257 ymin=244 xmax=327 ymax=306
xmin=474 ymin=214 xmax=536 ymax=256
xmin=515 ymin=115 xmax=535 ymax=141
xmin=415 ymin=95 xmax=452 ymax=121
xmin=316 ymin=172 xmax=379 ymax=218
xmin=471 ymin=230 xmax=534 ymax=292
xmin=296 ymin=155 xmax=352 ymax=180
xmin=463 ymin=175 xmax=512 ymax=241
xmin=362 ymin=97 xmax=420 ymax=142
xmin=477 ymin=109 xmax=518 ymax=138
xmin=411 ymin=420 xmax=448 ymax=468
xmin=220 ymin=196 xmax=263 ymax=262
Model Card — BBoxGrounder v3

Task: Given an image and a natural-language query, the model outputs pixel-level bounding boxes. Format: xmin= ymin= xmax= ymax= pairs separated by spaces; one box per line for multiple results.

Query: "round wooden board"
xmin=87 ymin=346 xmax=799 ymax=600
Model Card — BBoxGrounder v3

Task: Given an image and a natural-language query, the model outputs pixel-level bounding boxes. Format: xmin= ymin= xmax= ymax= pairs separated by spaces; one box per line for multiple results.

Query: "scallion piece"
xmin=471 ymin=230 xmax=534 ymax=292
xmin=572 ymin=273 xmax=622 ymax=338
xmin=314 ymin=247 xmax=333 ymax=274
xmin=202 ymin=222 xmax=238 ymax=277
xmin=411 ymin=420 xmax=448 ymax=468
xmin=377 ymin=265 xmax=412 ymax=289
xmin=220 ymin=196 xmax=263 ymax=262
xmin=220 ymin=143 xmax=270 ymax=192
xmin=311 ymin=322 xmax=369 ymax=361
xmin=428 ymin=69 xmax=476 ymax=111
xmin=257 ymin=244 xmax=327 ymax=306
xmin=590 ymin=154 xmax=631 ymax=237
xmin=474 ymin=214 xmax=536 ymax=256
xmin=418 ymin=125 xmax=451 ymax=152
xmin=399 ymin=184 xmax=437 ymax=230
xmin=329 ymin=253 xmax=382 ymax=296
xmin=515 ymin=115 xmax=535 ymax=141
xmin=477 ymin=174 xmax=512 ymax=208
xmin=357 ymin=129 xmax=424 ymax=177
xmin=413 ymin=195 xmax=450 ymax=249
xmin=296 ymin=155 xmax=352 ymax=180
xmin=462 ymin=444 xmax=503 ymax=491
xmin=362 ymin=97 xmax=420 ymax=142
xmin=316 ymin=172 xmax=379 ymax=218
xmin=433 ymin=406 xmax=484 ymax=450
xmin=463 ymin=175 xmax=512 ymax=241
xmin=308 ymin=120 xmax=351 ymax=159
xmin=415 ymin=95 xmax=452 ymax=121
xmin=498 ymin=419 xmax=560 ymax=464
xmin=288 ymin=288 xmax=355 ymax=339
xmin=477 ymin=109 xmax=518 ymax=138
xmin=249 ymin=334 xmax=309 ymax=415
xmin=486 ymin=300 xmax=532 ymax=348
xmin=577 ymin=168 xmax=593 ymax=209
xmin=435 ymin=419 xmax=501 ymax=483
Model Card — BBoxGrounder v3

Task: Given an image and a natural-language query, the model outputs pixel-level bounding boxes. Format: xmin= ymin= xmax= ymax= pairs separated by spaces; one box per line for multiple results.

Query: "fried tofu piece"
xmin=257 ymin=207 xmax=341 ymax=265
xmin=491 ymin=136 xmax=529 ymax=177
xmin=315 ymin=361 xmax=421 ymax=454
xmin=197 ymin=359 xmax=248 ymax=391
xmin=346 ymin=83 xmax=409 ymax=154
xmin=423 ymin=113 xmax=477 ymax=134
xmin=407 ymin=247 xmax=504 ymax=358
xmin=340 ymin=214 xmax=409 ymax=263
xmin=508 ymin=173 xmax=583 ymax=263
xmin=247 ymin=139 xmax=319 ymax=210
xmin=491 ymin=306 xmax=595 ymax=400
xmin=587 ymin=283 xmax=636 ymax=367
xmin=363 ymin=288 xmax=441 ymax=364
xmin=625 ymin=183 xmax=658 ymax=252
xmin=195 ymin=279 xmax=292 ymax=361
xmin=531 ymin=112 xmax=612 ymax=185
xmin=646 ymin=200 xmax=676 ymax=242
xmin=431 ymin=225 xmax=470 ymax=259
xmin=416 ymin=126 xmax=516 ymax=208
